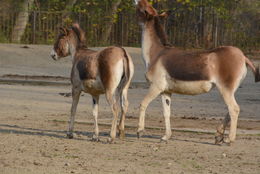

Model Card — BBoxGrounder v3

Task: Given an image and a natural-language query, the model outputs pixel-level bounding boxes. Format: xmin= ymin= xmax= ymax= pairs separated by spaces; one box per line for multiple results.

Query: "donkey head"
xmin=135 ymin=0 xmax=170 ymax=24
xmin=135 ymin=0 xmax=158 ymax=24
xmin=135 ymin=0 xmax=171 ymax=46
xmin=51 ymin=27 xmax=71 ymax=60
xmin=51 ymin=23 xmax=86 ymax=60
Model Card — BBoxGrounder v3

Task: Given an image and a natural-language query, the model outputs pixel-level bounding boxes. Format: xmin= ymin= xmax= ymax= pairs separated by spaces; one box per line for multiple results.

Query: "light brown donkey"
xmin=135 ymin=0 xmax=260 ymax=145
xmin=51 ymin=23 xmax=134 ymax=143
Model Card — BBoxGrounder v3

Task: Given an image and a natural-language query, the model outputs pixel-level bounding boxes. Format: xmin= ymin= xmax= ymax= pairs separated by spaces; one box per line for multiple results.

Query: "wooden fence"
xmin=0 ymin=8 xmax=259 ymax=50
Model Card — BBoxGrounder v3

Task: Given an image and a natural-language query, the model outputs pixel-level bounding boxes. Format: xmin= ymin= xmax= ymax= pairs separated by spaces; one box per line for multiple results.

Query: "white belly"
xmin=168 ymin=80 xmax=213 ymax=95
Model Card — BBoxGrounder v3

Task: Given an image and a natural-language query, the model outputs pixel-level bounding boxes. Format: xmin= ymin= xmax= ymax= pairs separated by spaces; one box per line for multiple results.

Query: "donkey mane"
xmin=154 ymin=16 xmax=171 ymax=47
xmin=71 ymin=24 xmax=87 ymax=49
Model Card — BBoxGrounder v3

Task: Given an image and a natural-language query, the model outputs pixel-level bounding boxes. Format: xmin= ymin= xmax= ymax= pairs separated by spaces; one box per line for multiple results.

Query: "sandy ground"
xmin=0 ymin=44 xmax=260 ymax=173
xmin=0 ymin=84 xmax=260 ymax=174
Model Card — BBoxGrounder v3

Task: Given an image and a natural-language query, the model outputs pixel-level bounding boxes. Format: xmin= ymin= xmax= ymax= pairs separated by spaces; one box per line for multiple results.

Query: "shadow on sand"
xmin=0 ymin=123 xmax=217 ymax=145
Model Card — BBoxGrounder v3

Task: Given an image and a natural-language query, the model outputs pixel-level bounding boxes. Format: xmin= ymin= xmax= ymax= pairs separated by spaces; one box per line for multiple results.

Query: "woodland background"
xmin=0 ymin=0 xmax=259 ymax=51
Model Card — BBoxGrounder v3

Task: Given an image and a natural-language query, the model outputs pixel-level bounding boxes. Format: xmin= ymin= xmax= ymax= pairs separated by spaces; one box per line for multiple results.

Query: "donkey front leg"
xmin=91 ymin=95 xmax=100 ymax=141
xmin=67 ymin=88 xmax=81 ymax=139
xmin=137 ymin=85 xmax=161 ymax=138
xmin=161 ymin=93 xmax=172 ymax=142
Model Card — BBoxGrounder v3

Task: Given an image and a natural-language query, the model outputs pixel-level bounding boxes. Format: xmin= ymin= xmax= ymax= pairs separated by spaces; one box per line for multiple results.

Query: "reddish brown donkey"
xmin=135 ymin=0 xmax=260 ymax=145
xmin=51 ymin=23 xmax=134 ymax=143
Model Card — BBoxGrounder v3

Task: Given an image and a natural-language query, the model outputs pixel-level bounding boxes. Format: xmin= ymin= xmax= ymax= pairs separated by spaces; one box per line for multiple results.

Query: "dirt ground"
xmin=0 ymin=84 xmax=260 ymax=174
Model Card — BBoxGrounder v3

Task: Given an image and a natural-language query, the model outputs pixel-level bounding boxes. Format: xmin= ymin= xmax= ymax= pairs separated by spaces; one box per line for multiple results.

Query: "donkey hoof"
xmin=215 ymin=135 xmax=224 ymax=145
xmin=119 ymin=130 xmax=125 ymax=139
xmin=91 ymin=135 xmax=100 ymax=142
xmin=137 ymin=130 xmax=144 ymax=139
xmin=67 ymin=132 xmax=74 ymax=139
xmin=160 ymin=136 xmax=169 ymax=143
xmin=107 ymin=138 xmax=115 ymax=144
xmin=222 ymin=137 xmax=233 ymax=146
xmin=160 ymin=139 xmax=168 ymax=144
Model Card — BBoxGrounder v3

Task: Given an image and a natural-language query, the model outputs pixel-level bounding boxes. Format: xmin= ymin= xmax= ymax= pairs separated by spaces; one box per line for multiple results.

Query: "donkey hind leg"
xmin=67 ymin=89 xmax=81 ymax=139
xmin=118 ymin=87 xmax=129 ymax=139
xmin=216 ymin=88 xmax=240 ymax=145
xmin=106 ymin=89 xmax=120 ymax=143
xmin=215 ymin=113 xmax=230 ymax=144
xmin=137 ymin=85 xmax=162 ymax=138
xmin=91 ymin=95 xmax=100 ymax=141
xmin=161 ymin=93 xmax=172 ymax=142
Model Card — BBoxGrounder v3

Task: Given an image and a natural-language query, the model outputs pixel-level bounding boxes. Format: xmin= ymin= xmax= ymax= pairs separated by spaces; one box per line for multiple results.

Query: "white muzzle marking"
xmin=50 ymin=49 xmax=58 ymax=61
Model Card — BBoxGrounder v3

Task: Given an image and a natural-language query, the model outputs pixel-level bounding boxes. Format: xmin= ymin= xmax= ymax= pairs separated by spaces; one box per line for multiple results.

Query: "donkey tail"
xmin=245 ymin=57 xmax=260 ymax=82
xmin=118 ymin=47 xmax=132 ymax=93
xmin=122 ymin=47 xmax=131 ymax=86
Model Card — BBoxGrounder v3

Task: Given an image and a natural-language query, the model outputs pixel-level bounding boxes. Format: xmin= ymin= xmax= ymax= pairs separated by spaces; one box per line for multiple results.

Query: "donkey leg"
xmin=161 ymin=93 xmax=172 ymax=142
xmin=67 ymin=88 xmax=81 ymax=139
xmin=118 ymin=86 xmax=130 ymax=139
xmin=226 ymin=96 xmax=240 ymax=144
xmin=137 ymin=85 xmax=161 ymax=138
xmin=215 ymin=113 xmax=230 ymax=144
xmin=217 ymin=89 xmax=240 ymax=145
xmin=91 ymin=95 xmax=100 ymax=141
xmin=106 ymin=90 xmax=120 ymax=143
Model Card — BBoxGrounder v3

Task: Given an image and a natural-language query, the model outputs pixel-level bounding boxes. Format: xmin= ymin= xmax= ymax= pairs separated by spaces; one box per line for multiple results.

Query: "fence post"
xmin=214 ymin=14 xmax=218 ymax=48
xmin=121 ymin=13 xmax=123 ymax=46
xmin=33 ymin=11 xmax=36 ymax=44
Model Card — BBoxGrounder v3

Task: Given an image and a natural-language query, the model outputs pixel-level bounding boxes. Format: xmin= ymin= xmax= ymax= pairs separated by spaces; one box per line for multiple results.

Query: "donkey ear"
xmin=136 ymin=0 xmax=158 ymax=16
xmin=71 ymin=23 xmax=86 ymax=43
xmin=59 ymin=27 xmax=68 ymax=35
xmin=72 ymin=23 xmax=80 ymax=29
xmin=159 ymin=11 xmax=169 ymax=18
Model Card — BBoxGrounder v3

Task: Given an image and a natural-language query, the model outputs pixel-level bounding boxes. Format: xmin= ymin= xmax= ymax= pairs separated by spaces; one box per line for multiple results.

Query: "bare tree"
xmin=11 ymin=0 xmax=34 ymax=43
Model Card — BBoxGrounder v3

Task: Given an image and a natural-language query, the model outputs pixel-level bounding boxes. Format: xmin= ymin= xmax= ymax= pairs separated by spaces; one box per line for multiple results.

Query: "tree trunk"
xmin=204 ymin=22 xmax=213 ymax=49
xmin=213 ymin=14 xmax=219 ymax=47
xmin=11 ymin=0 xmax=34 ymax=43
xmin=54 ymin=0 xmax=77 ymax=34
xmin=0 ymin=0 xmax=12 ymax=12
xmin=100 ymin=0 xmax=122 ymax=45
xmin=62 ymin=0 xmax=78 ymax=22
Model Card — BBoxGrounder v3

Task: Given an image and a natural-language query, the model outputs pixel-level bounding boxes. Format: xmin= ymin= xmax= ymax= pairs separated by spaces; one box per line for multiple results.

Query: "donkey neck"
xmin=141 ymin=21 xmax=164 ymax=69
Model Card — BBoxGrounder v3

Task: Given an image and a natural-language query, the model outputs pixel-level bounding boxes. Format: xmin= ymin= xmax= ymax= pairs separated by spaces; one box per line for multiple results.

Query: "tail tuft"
xmin=255 ymin=66 xmax=260 ymax=82
xmin=245 ymin=57 xmax=260 ymax=83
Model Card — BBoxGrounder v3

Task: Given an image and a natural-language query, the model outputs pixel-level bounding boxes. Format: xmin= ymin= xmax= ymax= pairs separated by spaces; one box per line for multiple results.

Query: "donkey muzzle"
xmin=50 ymin=50 xmax=58 ymax=61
